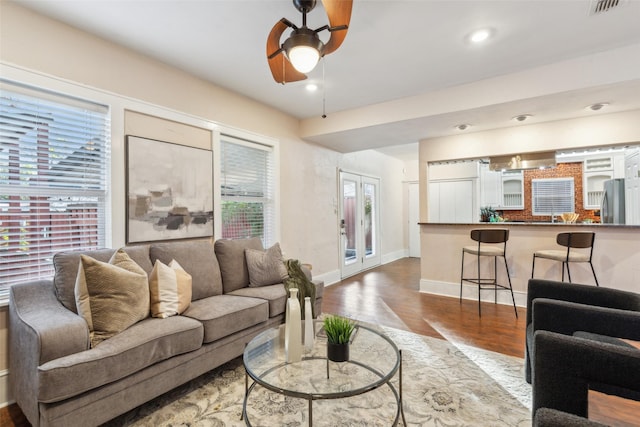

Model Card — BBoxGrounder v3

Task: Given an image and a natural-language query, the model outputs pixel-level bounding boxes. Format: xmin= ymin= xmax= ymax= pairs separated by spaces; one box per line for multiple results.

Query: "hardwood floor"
xmin=322 ymin=257 xmax=639 ymax=427
xmin=2 ymin=257 xmax=637 ymax=426
xmin=322 ymin=257 xmax=526 ymax=358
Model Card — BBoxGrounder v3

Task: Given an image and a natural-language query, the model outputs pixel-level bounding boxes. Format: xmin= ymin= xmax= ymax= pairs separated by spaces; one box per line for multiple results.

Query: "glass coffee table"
xmin=242 ymin=321 xmax=406 ymax=426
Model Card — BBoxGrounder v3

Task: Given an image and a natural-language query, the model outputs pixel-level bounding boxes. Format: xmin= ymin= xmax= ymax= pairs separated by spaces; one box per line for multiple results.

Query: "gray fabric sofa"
xmin=9 ymin=238 xmax=324 ymax=427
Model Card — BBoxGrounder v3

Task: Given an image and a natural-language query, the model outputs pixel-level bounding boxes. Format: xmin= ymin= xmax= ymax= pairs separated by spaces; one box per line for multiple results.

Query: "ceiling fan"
xmin=266 ymin=0 xmax=353 ymax=84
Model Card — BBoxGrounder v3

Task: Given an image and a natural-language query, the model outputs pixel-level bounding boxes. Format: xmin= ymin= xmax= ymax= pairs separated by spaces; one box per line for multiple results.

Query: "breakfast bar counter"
xmin=418 ymin=222 xmax=640 ymax=306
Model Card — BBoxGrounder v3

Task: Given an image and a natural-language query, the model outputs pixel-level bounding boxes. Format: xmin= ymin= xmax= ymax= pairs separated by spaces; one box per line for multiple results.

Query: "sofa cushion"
xmin=149 ymin=259 xmax=192 ymax=318
xmin=228 ymin=280 xmax=324 ymax=318
xmin=245 ymin=243 xmax=288 ymax=287
xmin=75 ymin=249 xmax=150 ymax=347
xmin=149 ymin=240 xmax=222 ymax=300
xmin=37 ymin=315 xmax=203 ymax=403
xmin=182 ymin=294 xmax=268 ymax=343
xmin=228 ymin=284 xmax=287 ymax=317
xmin=54 ymin=245 xmax=153 ymax=313
xmin=214 ymin=237 xmax=263 ymax=293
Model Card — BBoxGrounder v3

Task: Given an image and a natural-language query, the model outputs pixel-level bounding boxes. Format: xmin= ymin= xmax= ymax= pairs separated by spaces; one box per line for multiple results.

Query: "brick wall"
xmin=498 ymin=162 xmax=600 ymax=223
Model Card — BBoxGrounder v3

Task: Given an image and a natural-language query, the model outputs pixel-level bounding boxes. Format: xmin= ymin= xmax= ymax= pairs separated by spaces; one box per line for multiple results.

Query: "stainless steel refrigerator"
xmin=601 ymin=178 xmax=625 ymax=224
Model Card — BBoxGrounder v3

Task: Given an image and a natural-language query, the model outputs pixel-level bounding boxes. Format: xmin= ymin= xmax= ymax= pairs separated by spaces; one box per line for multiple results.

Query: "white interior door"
xmin=408 ymin=183 xmax=421 ymax=257
xmin=339 ymin=172 xmax=381 ymax=278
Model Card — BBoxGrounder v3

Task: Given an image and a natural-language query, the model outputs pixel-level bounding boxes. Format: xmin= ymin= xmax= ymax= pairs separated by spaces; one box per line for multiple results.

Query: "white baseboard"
xmin=314 ymin=269 xmax=341 ymax=287
xmin=381 ymin=249 xmax=409 ymax=265
xmin=319 ymin=250 xmax=410 ymax=287
xmin=0 ymin=369 xmax=13 ymax=409
xmin=420 ymin=279 xmax=527 ymax=307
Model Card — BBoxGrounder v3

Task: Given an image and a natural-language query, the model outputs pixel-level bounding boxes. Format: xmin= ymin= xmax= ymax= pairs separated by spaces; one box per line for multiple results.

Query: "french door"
xmin=339 ymin=171 xmax=381 ymax=278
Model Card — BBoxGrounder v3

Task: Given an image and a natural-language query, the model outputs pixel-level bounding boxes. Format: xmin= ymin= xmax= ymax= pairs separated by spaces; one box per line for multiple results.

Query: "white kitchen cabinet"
xmin=480 ymin=167 xmax=502 ymax=208
xmin=428 ymin=180 xmax=474 ymax=223
xmin=581 ymin=154 xmax=625 ymax=209
xmin=583 ymin=171 xmax=612 ymax=209
xmin=480 ymin=165 xmax=523 ymax=210
xmin=625 ymin=149 xmax=640 ymax=225
xmin=501 ymin=171 xmax=524 ymax=209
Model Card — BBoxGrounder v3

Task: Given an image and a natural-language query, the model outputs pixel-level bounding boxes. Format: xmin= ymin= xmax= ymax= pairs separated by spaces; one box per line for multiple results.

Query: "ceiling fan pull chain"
xmin=322 ymin=57 xmax=327 ymax=118
xmin=282 ymin=56 xmax=286 ymax=85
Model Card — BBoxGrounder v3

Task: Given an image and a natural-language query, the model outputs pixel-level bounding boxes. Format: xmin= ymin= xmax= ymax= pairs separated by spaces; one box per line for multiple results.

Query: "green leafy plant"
xmin=480 ymin=206 xmax=497 ymax=222
xmin=323 ymin=315 xmax=355 ymax=345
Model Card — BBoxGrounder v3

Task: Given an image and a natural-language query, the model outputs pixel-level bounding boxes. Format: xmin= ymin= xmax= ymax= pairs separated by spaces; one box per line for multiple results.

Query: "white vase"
xmin=284 ymin=288 xmax=302 ymax=363
xmin=304 ymin=297 xmax=314 ymax=350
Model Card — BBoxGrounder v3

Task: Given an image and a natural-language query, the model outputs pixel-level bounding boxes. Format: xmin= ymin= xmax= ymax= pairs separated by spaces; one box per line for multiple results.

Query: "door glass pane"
xmin=364 ymin=182 xmax=376 ymax=257
xmin=343 ymin=179 xmax=357 ymax=265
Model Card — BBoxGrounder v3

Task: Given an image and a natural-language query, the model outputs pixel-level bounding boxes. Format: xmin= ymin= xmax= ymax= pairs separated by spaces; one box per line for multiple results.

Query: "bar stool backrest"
xmin=470 ymin=229 xmax=509 ymax=244
xmin=556 ymin=232 xmax=595 ymax=249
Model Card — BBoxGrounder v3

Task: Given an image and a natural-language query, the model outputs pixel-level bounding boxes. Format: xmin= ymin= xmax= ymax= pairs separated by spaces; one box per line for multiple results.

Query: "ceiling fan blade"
xmin=267 ymin=19 xmax=307 ymax=84
xmin=322 ymin=0 xmax=353 ymax=55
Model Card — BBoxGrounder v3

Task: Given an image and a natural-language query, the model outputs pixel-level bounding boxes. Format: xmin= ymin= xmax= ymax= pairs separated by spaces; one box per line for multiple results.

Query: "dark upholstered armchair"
xmin=525 ymin=279 xmax=640 ymax=383
xmin=532 ymin=330 xmax=640 ymax=425
xmin=525 ymin=279 xmax=640 ymax=424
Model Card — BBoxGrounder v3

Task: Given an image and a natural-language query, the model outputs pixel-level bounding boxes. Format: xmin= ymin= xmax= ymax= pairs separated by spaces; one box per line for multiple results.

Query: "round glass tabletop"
xmin=243 ymin=321 xmax=400 ymax=400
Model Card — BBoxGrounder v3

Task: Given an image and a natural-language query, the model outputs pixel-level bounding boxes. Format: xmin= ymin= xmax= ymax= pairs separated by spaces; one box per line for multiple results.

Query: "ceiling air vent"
xmin=590 ymin=0 xmax=627 ymax=15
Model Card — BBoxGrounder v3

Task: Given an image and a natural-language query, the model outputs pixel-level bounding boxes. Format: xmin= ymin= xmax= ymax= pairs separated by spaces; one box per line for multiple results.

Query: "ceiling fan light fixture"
xmin=283 ymin=28 xmax=324 ymax=73
xmin=288 ymin=45 xmax=320 ymax=73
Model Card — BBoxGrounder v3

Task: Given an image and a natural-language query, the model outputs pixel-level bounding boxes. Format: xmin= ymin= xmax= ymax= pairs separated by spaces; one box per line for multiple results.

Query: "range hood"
xmin=489 ymin=151 xmax=557 ymax=171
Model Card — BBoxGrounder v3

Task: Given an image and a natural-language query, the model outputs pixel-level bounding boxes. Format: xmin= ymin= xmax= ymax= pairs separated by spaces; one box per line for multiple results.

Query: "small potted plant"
xmin=480 ymin=206 xmax=496 ymax=222
xmin=323 ymin=315 xmax=355 ymax=362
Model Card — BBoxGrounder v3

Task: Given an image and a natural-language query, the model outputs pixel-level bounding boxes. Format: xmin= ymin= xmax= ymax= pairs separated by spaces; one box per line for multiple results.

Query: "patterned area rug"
xmin=105 ymin=325 xmax=531 ymax=426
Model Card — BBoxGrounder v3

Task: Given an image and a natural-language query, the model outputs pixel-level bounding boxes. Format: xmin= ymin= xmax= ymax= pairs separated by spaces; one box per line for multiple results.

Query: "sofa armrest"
xmin=9 ymin=280 xmax=90 ymax=425
xmin=531 ymin=298 xmax=640 ymax=341
xmin=533 ymin=330 xmax=640 ymax=418
xmin=10 ymin=280 xmax=90 ymax=364
xmin=300 ymin=264 xmax=312 ymax=281
xmin=526 ymin=279 xmax=640 ymax=326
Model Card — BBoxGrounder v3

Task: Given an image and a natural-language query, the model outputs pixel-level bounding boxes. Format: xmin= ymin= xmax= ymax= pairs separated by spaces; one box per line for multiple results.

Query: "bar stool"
xmin=531 ymin=232 xmax=599 ymax=286
xmin=460 ymin=229 xmax=518 ymax=317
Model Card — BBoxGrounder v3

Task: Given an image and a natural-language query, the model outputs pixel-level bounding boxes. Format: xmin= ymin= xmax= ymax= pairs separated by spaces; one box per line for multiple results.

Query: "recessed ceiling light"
xmin=586 ymin=102 xmax=609 ymax=111
xmin=455 ymin=124 xmax=471 ymax=131
xmin=305 ymin=83 xmax=318 ymax=92
xmin=512 ymin=114 xmax=533 ymax=122
xmin=468 ymin=28 xmax=493 ymax=44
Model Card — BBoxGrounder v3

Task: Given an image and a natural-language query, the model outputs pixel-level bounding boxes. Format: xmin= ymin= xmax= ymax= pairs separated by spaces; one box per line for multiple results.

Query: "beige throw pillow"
xmin=149 ymin=259 xmax=192 ymax=318
xmin=245 ymin=243 xmax=289 ymax=287
xmin=75 ymin=248 xmax=150 ymax=347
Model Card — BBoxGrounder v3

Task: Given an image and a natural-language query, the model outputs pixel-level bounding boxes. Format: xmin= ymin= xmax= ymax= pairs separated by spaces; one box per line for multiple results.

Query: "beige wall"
xmin=0 ymin=2 xmax=408 ymax=405
xmin=418 ymin=111 xmax=640 ymax=298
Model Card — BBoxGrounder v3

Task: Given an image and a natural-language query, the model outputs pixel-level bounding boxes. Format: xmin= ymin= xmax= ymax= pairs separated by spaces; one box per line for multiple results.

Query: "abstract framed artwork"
xmin=126 ymin=136 xmax=214 ymax=243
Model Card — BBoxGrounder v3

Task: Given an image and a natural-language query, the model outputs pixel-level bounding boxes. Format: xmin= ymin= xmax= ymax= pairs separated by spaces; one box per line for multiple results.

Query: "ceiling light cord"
xmin=322 ymin=57 xmax=327 ymax=118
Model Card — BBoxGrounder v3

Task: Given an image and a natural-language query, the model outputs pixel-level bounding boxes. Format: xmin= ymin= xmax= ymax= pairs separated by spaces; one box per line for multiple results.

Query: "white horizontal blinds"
xmin=0 ymin=84 xmax=109 ymax=292
xmin=220 ymin=136 xmax=274 ymax=247
xmin=532 ymin=178 xmax=575 ymax=215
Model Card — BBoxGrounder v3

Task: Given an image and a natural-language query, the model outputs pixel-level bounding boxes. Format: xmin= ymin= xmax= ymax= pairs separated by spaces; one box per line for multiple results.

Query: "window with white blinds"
xmin=220 ymin=136 xmax=274 ymax=247
xmin=531 ymin=178 xmax=575 ymax=215
xmin=0 ymin=83 xmax=109 ymax=295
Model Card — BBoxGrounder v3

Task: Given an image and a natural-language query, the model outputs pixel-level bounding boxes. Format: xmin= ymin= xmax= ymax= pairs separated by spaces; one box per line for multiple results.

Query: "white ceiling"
xmin=13 ymin=0 xmax=640 ymax=157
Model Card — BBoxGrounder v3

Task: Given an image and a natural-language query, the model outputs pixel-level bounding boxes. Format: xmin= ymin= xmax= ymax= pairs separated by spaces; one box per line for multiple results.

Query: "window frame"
xmin=214 ymin=130 xmax=280 ymax=247
xmin=531 ymin=177 xmax=575 ymax=216
xmin=0 ymin=80 xmax=111 ymax=295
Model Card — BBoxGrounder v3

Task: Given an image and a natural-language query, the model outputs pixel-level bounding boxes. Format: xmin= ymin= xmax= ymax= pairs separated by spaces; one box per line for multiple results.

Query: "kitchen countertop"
xmin=418 ymin=221 xmax=640 ymax=229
